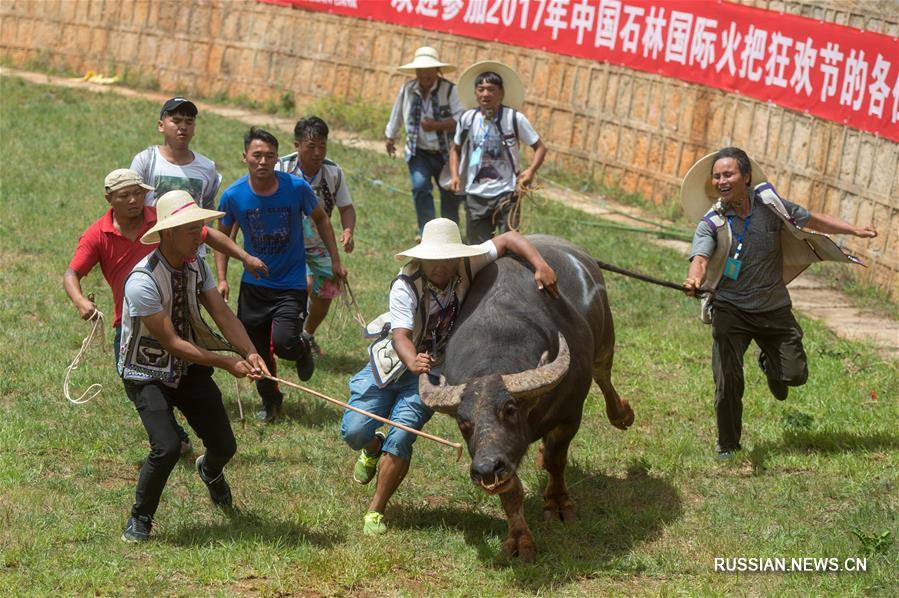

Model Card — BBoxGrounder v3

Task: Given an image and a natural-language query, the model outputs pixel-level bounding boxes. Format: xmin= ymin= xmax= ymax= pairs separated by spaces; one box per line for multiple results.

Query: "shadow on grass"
xmin=318 ymin=352 xmax=366 ymax=377
xmin=167 ymin=507 xmax=343 ymax=548
xmin=777 ymin=430 xmax=899 ymax=452
xmin=279 ymin=396 xmax=337 ymax=428
xmin=227 ymin=384 xmax=338 ymax=428
xmin=390 ymin=459 xmax=681 ymax=590
xmin=749 ymin=429 xmax=899 ymax=471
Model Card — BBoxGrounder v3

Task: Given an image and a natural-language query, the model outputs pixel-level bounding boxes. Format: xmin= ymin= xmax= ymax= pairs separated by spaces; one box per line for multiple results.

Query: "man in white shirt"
xmin=118 ymin=190 xmax=268 ymax=543
xmin=449 ymin=61 xmax=547 ymax=244
xmin=340 ymin=218 xmax=559 ymax=536
xmin=130 ymin=97 xmax=222 ymax=210
xmin=385 ymin=47 xmax=465 ymax=237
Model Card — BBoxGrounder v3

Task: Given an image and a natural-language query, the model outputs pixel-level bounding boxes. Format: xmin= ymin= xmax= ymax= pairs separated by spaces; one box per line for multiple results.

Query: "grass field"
xmin=0 ymin=76 xmax=896 ymax=596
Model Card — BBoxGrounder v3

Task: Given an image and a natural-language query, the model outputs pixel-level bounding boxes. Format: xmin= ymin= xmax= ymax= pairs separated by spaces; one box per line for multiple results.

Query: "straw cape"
xmin=141 ymin=190 xmax=224 ymax=245
xmin=680 ymin=152 xmax=769 ymax=223
xmin=680 ymin=151 xmax=863 ymax=323
xmin=397 ymin=47 xmax=456 ymax=74
xmin=395 ymin=218 xmax=489 ymax=261
xmin=457 ymin=60 xmax=525 ymax=109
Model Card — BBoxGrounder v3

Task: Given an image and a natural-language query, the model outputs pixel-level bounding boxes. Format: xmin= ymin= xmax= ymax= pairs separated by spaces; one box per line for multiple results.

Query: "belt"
xmin=416 ymin=148 xmax=442 ymax=156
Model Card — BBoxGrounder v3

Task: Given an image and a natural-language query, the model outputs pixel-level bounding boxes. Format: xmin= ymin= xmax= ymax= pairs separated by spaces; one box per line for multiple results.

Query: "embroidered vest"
xmin=404 ymin=77 xmax=456 ymax=162
xmin=118 ymin=251 xmax=237 ymax=386
xmin=364 ymin=258 xmax=474 ymax=387
xmin=698 ymin=182 xmax=863 ymax=323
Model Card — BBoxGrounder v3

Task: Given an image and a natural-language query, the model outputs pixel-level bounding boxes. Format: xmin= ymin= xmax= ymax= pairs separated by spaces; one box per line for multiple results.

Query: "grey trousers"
xmin=464 ymin=192 xmax=518 ymax=244
xmin=710 ymin=302 xmax=808 ymax=451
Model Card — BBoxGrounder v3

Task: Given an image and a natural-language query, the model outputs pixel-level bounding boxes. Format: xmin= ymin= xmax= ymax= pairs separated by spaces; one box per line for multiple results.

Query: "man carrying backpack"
xmin=449 ymin=61 xmax=547 ymax=244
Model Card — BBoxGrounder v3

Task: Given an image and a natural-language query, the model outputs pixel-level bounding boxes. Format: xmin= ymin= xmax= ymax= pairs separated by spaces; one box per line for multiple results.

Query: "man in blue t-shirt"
xmin=216 ymin=127 xmax=348 ymax=421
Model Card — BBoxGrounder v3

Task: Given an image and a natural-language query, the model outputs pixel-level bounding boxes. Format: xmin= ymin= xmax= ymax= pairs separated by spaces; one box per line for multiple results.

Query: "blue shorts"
xmin=340 ymin=365 xmax=433 ymax=462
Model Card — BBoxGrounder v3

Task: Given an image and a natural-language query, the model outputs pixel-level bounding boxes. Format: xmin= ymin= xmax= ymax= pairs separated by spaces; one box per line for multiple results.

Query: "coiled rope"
xmin=63 ymin=309 xmax=106 ymax=404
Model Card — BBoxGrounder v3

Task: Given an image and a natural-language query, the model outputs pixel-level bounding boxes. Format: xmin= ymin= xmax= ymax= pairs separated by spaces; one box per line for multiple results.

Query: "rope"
xmin=264 ymin=374 xmax=464 ymax=461
xmin=540 ymin=175 xmax=692 ymax=236
xmin=339 ymin=278 xmax=368 ymax=330
xmin=495 ymin=181 xmax=549 ymax=234
xmin=595 ymin=259 xmax=714 ymax=297
xmin=234 ymin=378 xmax=245 ymax=428
xmin=63 ymin=309 xmax=106 ymax=405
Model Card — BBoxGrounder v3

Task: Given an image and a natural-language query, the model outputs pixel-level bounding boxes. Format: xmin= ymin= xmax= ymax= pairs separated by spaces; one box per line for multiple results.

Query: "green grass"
xmin=306 ymin=95 xmax=393 ymax=140
xmin=1 ymin=76 xmax=897 ymax=596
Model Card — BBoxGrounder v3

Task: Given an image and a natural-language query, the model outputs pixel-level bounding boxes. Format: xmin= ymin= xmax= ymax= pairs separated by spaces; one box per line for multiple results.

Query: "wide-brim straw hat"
xmin=141 ymin=190 xmax=224 ymax=245
xmin=395 ymin=218 xmax=490 ymax=261
xmin=398 ymin=46 xmax=456 ymax=74
xmin=680 ymin=152 xmax=769 ymax=222
xmin=457 ymin=60 xmax=525 ymax=109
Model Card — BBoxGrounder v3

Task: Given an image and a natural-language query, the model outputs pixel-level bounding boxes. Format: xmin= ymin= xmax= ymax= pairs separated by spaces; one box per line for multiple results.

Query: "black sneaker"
xmin=715 ymin=444 xmax=741 ymax=462
xmin=305 ymin=333 xmax=322 ymax=358
xmin=758 ymin=353 xmax=788 ymax=401
xmin=295 ymin=338 xmax=315 ymax=381
xmin=196 ymin=455 xmax=233 ymax=507
xmin=121 ymin=514 xmax=153 ymax=543
xmin=256 ymin=397 xmax=283 ymax=423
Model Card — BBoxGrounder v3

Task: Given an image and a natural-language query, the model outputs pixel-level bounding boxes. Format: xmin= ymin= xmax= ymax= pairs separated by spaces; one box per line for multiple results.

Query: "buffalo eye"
xmin=501 ymin=401 xmax=518 ymax=420
xmin=457 ymin=417 xmax=472 ymax=435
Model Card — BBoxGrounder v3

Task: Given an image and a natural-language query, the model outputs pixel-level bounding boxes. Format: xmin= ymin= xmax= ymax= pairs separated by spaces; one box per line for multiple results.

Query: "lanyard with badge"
xmin=723 ymin=214 xmax=751 ymax=280
xmin=469 ymin=112 xmax=497 ymax=169
xmin=426 ymin=278 xmax=458 ymax=355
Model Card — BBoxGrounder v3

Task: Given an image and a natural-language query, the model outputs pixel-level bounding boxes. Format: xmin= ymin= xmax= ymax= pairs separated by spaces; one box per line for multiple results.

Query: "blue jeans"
xmin=341 ymin=366 xmax=433 ymax=462
xmin=408 ymin=151 xmax=461 ymax=233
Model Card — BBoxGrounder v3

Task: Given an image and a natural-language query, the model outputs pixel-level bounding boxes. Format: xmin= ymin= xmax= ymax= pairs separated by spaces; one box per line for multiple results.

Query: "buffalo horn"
xmin=419 ymin=374 xmax=464 ymax=413
xmin=502 ymin=334 xmax=570 ymax=401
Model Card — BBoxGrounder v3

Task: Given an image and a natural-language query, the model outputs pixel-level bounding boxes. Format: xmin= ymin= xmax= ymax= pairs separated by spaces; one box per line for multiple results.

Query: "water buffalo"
xmin=420 ymin=235 xmax=634 ymax=561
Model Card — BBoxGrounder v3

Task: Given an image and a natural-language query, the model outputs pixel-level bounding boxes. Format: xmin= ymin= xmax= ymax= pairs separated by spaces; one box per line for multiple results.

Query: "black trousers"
xmin=711 ymin=302 xmax=808 ymax=451
xmin=124 ymin=365 xmax=236 ymax=518
xmin=237 ymin=282 xmax=309 ymax=404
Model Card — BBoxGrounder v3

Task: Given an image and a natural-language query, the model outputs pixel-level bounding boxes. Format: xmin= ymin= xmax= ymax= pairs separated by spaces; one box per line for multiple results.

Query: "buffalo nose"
xmin=470 ymin=456 xmax=508 ymax=486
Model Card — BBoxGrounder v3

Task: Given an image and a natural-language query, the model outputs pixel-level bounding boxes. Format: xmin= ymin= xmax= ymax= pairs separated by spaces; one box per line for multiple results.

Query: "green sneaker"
xmin=352 ymin=432 xmax=384 ymax=485
xmin=363 ymin=511 xmax=387 ymax=536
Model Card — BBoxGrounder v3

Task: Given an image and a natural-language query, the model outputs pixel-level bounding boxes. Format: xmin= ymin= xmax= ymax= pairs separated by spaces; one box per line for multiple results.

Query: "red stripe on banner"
xmin=260 ymin=0 xmax=899 ymax=142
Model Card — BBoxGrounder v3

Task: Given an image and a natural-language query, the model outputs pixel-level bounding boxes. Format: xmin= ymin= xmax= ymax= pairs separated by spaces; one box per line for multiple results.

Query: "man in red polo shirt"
xmin=64 ymin=169 xmax=267 ymax=452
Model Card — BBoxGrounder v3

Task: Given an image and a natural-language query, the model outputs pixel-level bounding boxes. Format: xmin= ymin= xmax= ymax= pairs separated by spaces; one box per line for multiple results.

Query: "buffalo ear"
xmin=502 ymin=333 xmax=570 ymax=403
xmin=419 ymin=374 xmax=463 ymax=414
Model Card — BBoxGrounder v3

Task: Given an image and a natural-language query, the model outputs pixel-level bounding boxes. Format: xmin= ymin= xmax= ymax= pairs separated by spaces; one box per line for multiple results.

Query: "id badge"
xmin=723 ymin=256 xmax=742 ymax=280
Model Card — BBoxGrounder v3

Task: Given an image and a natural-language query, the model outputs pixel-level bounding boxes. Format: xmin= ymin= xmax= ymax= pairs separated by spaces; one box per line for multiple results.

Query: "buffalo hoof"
xmin=503 ymin=531 xmax=536 ymax=562
xmin=542 ymin=495 xmax=577 ymax=522
xmin=608 ymin=399 xmax=634 ymax=430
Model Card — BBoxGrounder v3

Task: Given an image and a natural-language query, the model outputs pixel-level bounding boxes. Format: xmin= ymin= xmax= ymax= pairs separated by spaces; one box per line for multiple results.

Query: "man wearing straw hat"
xmin=117 ymin=190 xmax=270 ymax=542
xmin=64 ymin=168 xmax=269 ymax=455
xmin=385 ymin=46 xmax=465 ymax=236
xmin=340 ymin=218 xmax=558 ymax=535
xmin=449 ymin=60 xmax=546 ymax=244
xmin=681 ymin=147 xmax=877 ymax=461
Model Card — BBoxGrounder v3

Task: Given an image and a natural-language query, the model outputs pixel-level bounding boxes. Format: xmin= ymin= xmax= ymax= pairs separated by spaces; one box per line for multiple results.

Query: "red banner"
xmin=262 ymin=0 xmax=899 ymax=142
